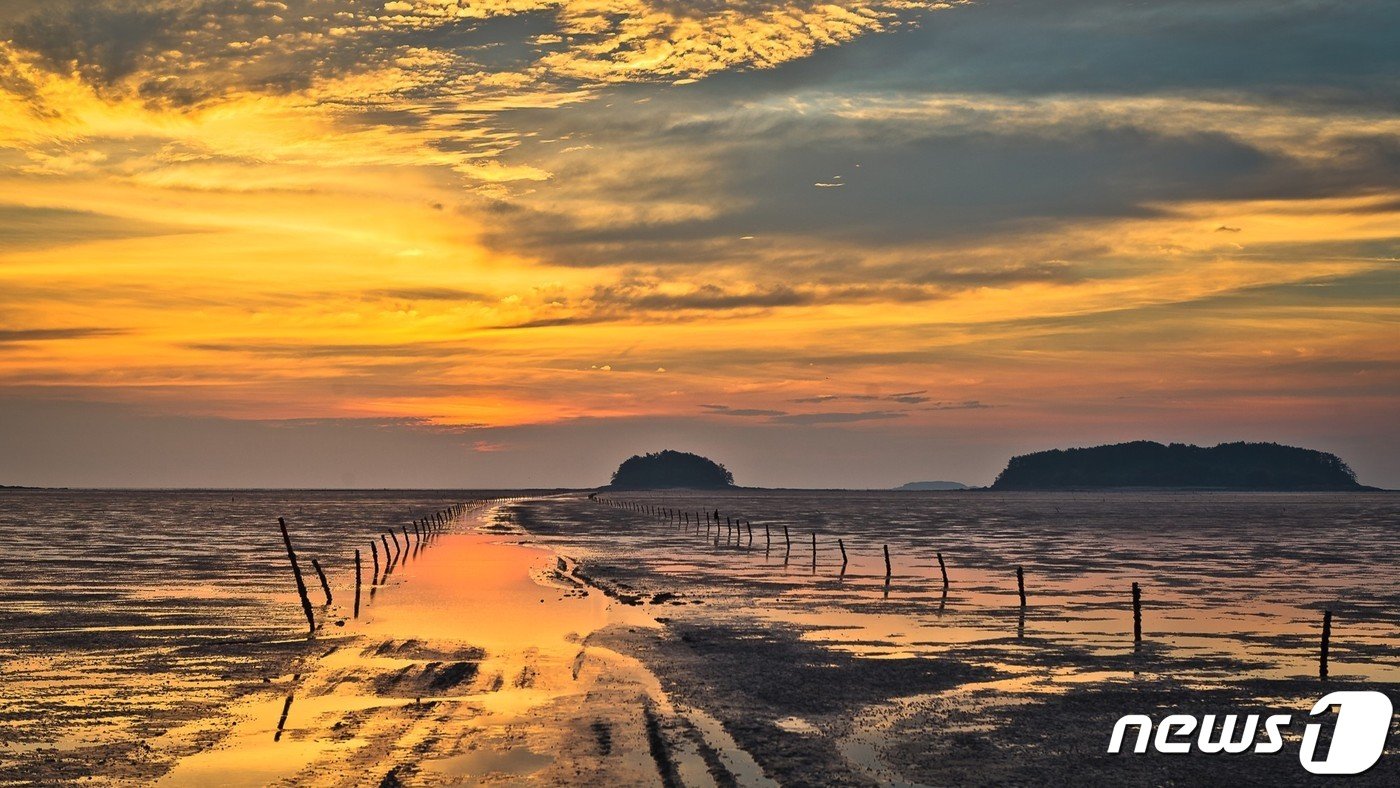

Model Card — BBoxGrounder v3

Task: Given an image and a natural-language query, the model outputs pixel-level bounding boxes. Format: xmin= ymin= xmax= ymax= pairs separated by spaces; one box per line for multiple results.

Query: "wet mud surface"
xmin=519 ymin=492 xmax=1400 ymax=785
xmin=2 ymin=489 xmax=1397 ymax=785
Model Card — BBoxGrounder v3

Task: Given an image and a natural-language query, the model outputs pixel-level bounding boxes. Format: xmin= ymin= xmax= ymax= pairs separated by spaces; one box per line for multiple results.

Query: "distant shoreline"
xmin=2 ymin=485 xmax=1391 ymax=493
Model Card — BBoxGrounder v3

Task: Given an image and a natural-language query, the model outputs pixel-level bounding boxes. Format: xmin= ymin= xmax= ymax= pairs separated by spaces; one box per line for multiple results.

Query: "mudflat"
xmin=2 ymin=490 xmax=1397 ymax=784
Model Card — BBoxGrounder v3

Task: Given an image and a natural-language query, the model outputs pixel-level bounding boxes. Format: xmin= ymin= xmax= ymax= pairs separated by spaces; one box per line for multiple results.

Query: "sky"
xmin=0 ymin=0 xmax=1397 ymax=489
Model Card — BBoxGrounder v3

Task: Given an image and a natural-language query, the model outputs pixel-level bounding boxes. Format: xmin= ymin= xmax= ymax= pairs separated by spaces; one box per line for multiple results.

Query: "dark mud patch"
xmin=371 ymin=659 xmax=481 ymax=696
xmin=881 ymin=679 xmax=1400 ymax=786
xmin=591 ymin=619 xmax=992 ymax=785
xmin=592 ymin=720 xmax=614 ymax=756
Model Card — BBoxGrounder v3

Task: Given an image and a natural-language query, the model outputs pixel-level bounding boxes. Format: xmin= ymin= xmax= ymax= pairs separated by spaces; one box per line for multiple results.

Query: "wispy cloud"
xmin=0 ymin=0 xmax=1396 ymax=487
xmin=771 ymin=410 xmax=907 ymax=425
xmin=0 ymin=327 xmax=126 ymax=344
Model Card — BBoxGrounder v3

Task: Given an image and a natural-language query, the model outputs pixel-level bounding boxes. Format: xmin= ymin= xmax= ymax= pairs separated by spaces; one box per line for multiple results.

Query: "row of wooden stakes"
xmin=275 ymin=501 xmax=489 ymax=637
xmin=592 ymin=496 xmax=1338 ymax=679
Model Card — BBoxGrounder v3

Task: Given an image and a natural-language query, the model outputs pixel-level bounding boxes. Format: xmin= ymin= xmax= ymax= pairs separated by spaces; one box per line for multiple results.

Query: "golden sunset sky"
xmin=1 ymin=0 xmax=1397 ymax=487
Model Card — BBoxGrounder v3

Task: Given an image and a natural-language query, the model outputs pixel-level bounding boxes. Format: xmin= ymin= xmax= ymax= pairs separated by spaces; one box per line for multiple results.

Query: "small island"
xmin=991 ymin=441 xmax=1371 ymax=491
xmin=894 ymin=481 xmax=969 ymax=491
xmin=604 ymin=450 xmax=736 ymax=490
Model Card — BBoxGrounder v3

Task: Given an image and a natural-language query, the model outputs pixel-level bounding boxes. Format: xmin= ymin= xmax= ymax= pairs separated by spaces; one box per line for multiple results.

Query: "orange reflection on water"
xmin=160 ymin=532 xmax=617 ymax=785
xmin=360 ymin=535 xmax=608 ymax=648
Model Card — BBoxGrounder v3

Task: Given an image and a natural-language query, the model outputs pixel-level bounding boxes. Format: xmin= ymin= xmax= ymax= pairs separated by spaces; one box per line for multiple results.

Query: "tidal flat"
xmin=1 ymin=490 xmax=1396 ymax=785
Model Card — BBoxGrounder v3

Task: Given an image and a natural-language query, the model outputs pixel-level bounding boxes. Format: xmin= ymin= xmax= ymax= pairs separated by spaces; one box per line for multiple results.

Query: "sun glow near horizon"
xmin=1 ymin=0 xmax=1397 ymax=487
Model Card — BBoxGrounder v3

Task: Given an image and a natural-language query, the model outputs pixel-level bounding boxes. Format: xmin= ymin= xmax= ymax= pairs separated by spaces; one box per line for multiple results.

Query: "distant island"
xmin=991 ymin=441 xmax=1371 ymax=491
xmin=894 ymin=481 xmax=969 ymax=491
xmin=604 ymin=450 xmax=736 ymax=490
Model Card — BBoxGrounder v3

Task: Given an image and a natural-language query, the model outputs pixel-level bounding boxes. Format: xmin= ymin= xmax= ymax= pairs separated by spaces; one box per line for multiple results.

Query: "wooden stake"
xmin=838 ymin=538 xmax=848 ymax=573
xmin=1132 ymin=582 xmax=1142 ymax=643
xmin=1320 ymin=610 xmax=1332 ymax=680
xmin=354 ymin=549 xmax=362 ymax=618
xmin=937 ymin=551 xmax=949 ymax=588
xmin=1016 ymin=565 xmax=1026 ymax=607
xmin=274 ymin=693 xmax=295 ymax=742
xmin=277 ymin=517 xmax=315 ymax=637
xmin=310 ymin=557 xmax=332 ymax=606
xmin=370 ymin=541 xmax=380 ymax=585
xmin=884 ymin=544 xmax=891 ymax=581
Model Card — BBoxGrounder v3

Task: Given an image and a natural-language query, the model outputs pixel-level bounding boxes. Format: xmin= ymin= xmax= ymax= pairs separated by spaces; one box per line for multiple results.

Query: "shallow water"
xmin=518 ymin=491 xmax=1400 ymax=684
xmin=0 ymin=489 xmax=497 ymax=780
xmin=1 ymin=489 xmax=1396 ymax=784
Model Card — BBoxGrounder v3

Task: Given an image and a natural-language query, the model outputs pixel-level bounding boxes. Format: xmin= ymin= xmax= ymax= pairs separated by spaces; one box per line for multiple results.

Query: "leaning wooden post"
xmin=401 ymin=526 xmax=412 ymax=559
xmin=883 ymin=545 xmax=892 ymax=582
xmin=784 ymin=524 xmax=791 ymax=552
xmin=1132 ymin=582 xmax=1142 ymax=643
xmin=388 ymin=530 xmax=402 ymax=565
xmin=1016 ymin=565 xmax=1026 ymax=607
xmin=838 ymin=538 xmax=848 ymax=573
xmin=370 ymin=541 xmax=380 ymax=585
xmin=381 ymin=534 xmax=394 ymax=572
xmin=937 ymin=551 xmax=949 ymax=588
xmin=277 ymin=517 xmax=316 ymax=637
xmin=764 ymin=523 xmax=770 ymax=549
xmin=746 ymin=520 xmax=753 ymax=544
xmin=811 ymin=532 xmax=817 ymax=570
xmin=1320 ymin=610 xmax=1332 ymax=680
xmin=353 ymin=549 xmax=362 ymax=618
xmin=310 ymin=557 xmax=333 ymax=606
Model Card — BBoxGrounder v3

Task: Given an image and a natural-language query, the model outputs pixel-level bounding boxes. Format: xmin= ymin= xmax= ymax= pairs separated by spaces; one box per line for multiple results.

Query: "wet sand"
xmin=4 ymin=490 xmax=1397 ymax=785
xmin=520 ymin=492 xmax=1400 ymax=785
xmin=153 ymin=509 xmax=759 ymax=786
xmin=0 ymin=490 xmax=482 ymax=784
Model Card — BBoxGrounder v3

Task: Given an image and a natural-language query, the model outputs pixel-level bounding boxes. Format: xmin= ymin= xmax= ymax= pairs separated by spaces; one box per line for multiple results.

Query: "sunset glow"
xmin=2 ymin=0 xmax=1397 ymax=488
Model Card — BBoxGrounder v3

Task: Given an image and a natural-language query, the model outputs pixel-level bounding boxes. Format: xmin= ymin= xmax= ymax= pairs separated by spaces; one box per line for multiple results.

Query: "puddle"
xmin=774 ymin=716 xmax=821 ymax=735
xmin=421 ymin=745 xmax=554 ymax=779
